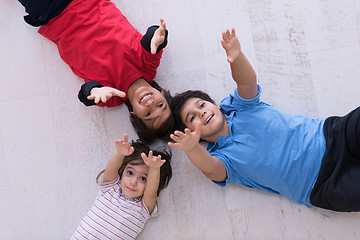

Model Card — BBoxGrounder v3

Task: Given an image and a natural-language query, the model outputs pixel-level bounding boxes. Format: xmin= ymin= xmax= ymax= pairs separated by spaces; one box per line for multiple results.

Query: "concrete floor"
xmin=1 ymin=0 xmax=360 ymax=239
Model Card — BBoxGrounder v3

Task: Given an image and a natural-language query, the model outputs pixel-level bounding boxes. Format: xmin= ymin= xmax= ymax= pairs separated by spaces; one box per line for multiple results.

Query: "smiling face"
xmin=130 ymin=85 xmax=171 ymax=130
xmin=180 ymin=97 xmax=229 ymax=142
xmin=120 ymin=163 xmax=149 ymax=198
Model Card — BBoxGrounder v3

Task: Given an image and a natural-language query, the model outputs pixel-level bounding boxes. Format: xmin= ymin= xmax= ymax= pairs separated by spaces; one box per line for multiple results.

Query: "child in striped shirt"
xmin=71 ymin=134 xmax=172 ymax=239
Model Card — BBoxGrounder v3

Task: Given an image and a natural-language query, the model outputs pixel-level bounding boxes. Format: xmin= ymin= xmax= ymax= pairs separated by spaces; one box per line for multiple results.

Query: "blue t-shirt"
xmin=207 ymin=85 xmax=326 ymax=207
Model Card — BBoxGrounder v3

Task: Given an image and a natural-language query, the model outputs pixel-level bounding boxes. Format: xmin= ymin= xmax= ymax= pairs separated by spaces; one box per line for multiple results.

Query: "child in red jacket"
xmin=19 ymin=0 xmax=173 ymax=143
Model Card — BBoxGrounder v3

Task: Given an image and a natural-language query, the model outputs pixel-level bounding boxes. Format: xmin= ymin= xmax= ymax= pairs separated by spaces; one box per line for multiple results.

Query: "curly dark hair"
xmin=125 ymin=81 xmax=174 ymax=144
xmin=118 ymin=140 xmax=172 ymax=196
xmin=170 ymin=90 xmax=215 ymax=132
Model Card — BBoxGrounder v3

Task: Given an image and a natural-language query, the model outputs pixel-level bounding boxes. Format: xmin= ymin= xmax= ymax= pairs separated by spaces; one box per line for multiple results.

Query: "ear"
xmin=161 ymin=89 xmax=165 ymax=95
xmin=215 ymin=103 xmax=220 ymax=109
xmin=130 ymin=111 xmax=135 ymax=115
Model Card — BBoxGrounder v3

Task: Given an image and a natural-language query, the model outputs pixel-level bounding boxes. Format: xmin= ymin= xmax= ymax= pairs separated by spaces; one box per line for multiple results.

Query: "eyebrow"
xmin=185 ymin=99 xmax=201 ymax=123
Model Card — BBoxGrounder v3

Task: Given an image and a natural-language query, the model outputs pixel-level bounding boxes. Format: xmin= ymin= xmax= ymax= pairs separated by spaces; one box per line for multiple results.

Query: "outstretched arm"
xmin=141 ymin=151 xmax=166 ymax=213
xmin=168 ymin=123 xmax=227 ymax=182
xmin=103 ymin=134 xmax=135 ymax=183
xmin=221 ymin=28 xmax=257 ymax=99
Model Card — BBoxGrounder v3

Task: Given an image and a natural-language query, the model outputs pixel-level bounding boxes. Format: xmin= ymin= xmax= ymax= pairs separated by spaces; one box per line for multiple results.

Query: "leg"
xmin=344 ymin=107 xmax=360 ymax=159
xmin=310 ymin=106 xmax=360 ymax=212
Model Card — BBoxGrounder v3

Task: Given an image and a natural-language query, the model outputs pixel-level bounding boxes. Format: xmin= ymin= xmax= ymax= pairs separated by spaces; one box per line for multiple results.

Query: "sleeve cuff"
xmin=78 ymin=80 xmax=103 ymax=106
xmin=140 ymin=25 xmax=168 ymax=54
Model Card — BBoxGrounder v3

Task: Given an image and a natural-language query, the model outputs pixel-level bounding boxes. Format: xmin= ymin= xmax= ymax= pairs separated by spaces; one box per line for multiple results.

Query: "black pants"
xmin=310 ymin=107 xmax=360 ymax=212
xmin=18 ymin=0 xmax=73 ymax=26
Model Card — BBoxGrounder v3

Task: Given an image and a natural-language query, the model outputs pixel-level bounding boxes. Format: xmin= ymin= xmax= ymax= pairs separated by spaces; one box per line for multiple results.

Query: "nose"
xmin=198 ymin=110 xmax=206 ymax=118
xmin=129 ymin=177 xmax=137 ymax=186
xmin=145 ymin=99 xmax=154 ymax=106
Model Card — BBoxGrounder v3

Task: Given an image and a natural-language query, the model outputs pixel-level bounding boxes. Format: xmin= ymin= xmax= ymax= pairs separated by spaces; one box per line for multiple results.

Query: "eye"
xmin=140 ymin=176 xmax=147 ymax=182
xmin=200 ymin=102 xmax=205 ymax=108
xmin=157 ymin=103 xmax=164 ymax=108
xmin=145 ymin=112 xmax=150 ymax=117
xmin=126 ymin=170 xmax=133 ymax=176
xmin=190 ymin=115 xmax=195 ymax=122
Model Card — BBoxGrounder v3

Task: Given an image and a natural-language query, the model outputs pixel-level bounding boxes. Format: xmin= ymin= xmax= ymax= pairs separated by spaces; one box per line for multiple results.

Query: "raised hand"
xmin=87 ymin=87 xmax=126 ymax=104
xmin=150 ymin=19 xmax=166 ymax=54
xmin=221 ymin=28 xmax=241 ymax=63
xmin=114 ymin=134 xmax=135 ymax=157
xmin=168 ymin=122 xmax=201 ymax=153
xmin=141 ymin=151 xmax=166 ymax=169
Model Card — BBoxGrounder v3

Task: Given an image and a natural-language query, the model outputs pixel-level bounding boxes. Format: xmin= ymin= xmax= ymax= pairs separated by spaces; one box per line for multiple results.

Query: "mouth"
xmin=126 ymin=186 xmax=136 ymax=192
xmin=139 ymin=93 xmax=152 ymax=104
xmin=205 ymin=114 xmax=214 ymax=125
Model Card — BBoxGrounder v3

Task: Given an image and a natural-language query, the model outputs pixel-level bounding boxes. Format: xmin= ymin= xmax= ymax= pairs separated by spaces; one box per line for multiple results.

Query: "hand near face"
xmin=88 ymin=87 xmax=126 ymax=104
xmin=221 ymin=28 xmax=241 ymax=63
xmin=114 ymin=134 xmax=135 ymax=156
xmin=168 ymin=122 xmax=202 ymax=153
xmin=141 ymin=151 xmax=166 ymax=169
xmin=150 ymin=19 xmax=166 ymax=54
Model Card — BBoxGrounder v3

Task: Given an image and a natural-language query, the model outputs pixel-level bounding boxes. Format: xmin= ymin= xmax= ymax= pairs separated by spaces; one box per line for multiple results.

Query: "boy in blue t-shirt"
xmin=168 ymin=28 xmax=360 ymax=212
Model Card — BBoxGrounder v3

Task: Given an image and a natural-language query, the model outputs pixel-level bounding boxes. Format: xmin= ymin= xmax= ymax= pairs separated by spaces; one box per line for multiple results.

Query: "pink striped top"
xmin=70 ymin=177 xmax=157 ymax=239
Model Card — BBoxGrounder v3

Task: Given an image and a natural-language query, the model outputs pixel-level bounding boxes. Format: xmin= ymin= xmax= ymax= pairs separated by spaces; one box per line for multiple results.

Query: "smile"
xmin=126 ymin=186 xmax=136 ymax=192
xmin=139 ymin=93 xmax=152 ymax=103
xmin=205 ymin=114 xmax=214 ymax=124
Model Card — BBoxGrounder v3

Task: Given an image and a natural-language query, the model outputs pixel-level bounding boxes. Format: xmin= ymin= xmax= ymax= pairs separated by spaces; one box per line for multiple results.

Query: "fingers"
xmin=123 ymin=133 xmax=128 ymax=143
xmin=231 ymin=28 xmax=236 ymax=37
xmin=142 ymin=151 xmax=165 ymax=167
xmin=222 ymin=28 xmax=236 ymax=42
xmin=101 ymin=95 xmax=107 ymax=103
xmin=129 ymin=146 xmax=135 ymax=154
xmin=160 ymin=18 xmax=166 ymax=30
xmin=141 ymin=152 xmax=148 ymax=162
xmin=148 ymin=150 xmax=153 ymax=160
xmin=194 ymin=121 xmax=201 ymax=133
xmin=112 ymin=90 xmax=126 ymax=98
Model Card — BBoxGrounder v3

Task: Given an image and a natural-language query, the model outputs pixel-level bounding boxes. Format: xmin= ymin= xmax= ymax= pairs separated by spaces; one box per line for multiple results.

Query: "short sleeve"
xmin=220 ymin=85 xmax=262 ymax=113
xmin=208 ymin=150 xmax=229 ymax=187
xmin=95 ymin=170 xmax=120 ymax=193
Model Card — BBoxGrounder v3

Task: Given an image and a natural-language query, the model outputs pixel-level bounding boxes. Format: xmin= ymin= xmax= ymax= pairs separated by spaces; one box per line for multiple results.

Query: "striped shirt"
xmin=70 ymin=177 xmax=157 ymax=239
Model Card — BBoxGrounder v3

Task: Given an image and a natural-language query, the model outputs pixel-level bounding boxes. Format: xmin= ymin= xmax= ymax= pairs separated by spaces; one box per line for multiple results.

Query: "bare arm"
xmin=221 ymin=28 xmax=257 ymax=99
xmin=168 ymin=123 xmax=227 ymax=182
xmin=103 ymin=134 xmax=135 ymax=183
xmin=141 ymin=151 xmax=166 ymax=213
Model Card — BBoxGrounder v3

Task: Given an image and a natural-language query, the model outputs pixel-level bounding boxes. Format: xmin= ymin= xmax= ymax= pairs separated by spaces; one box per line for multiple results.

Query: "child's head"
xmin=125 ymin=81 xmax=174 ymax=144
xmin=118 ymin=140 xmax=172 ymax=197
xmin=171 ymin=90 xmax=227 ymax=142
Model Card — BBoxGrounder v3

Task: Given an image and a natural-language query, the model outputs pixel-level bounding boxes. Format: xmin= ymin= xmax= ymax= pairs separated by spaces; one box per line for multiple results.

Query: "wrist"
xmin=185 ymin=142 xmax=202 ymax=155
xmin=113 ymin=150 xmax=127 ymax=159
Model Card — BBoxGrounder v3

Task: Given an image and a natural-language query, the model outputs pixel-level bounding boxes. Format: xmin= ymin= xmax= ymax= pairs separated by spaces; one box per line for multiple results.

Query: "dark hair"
xmin=125 ymin=81 xmax=174 ymax=144
xmin=118 ymin=140 xmax=172 ymax=196
xmin=171 ymin=90 xmax=215 ymax=132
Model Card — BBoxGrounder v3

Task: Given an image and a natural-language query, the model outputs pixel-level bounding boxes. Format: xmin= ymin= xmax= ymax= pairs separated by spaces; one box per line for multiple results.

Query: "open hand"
xmin=114 ymin=134 xmax=134 ymax=157
xmin=87 ymin=87 xmax=126 ymax=104
xmin=150 ymin=19 xmax=166 ymax=54
xmin=221 ymin=28 xmax=241 ymax=63
xmin=141 ymin=151 xmax=166 ymax=169
xmin=168 ymin=122 xmax=201 ymax=153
